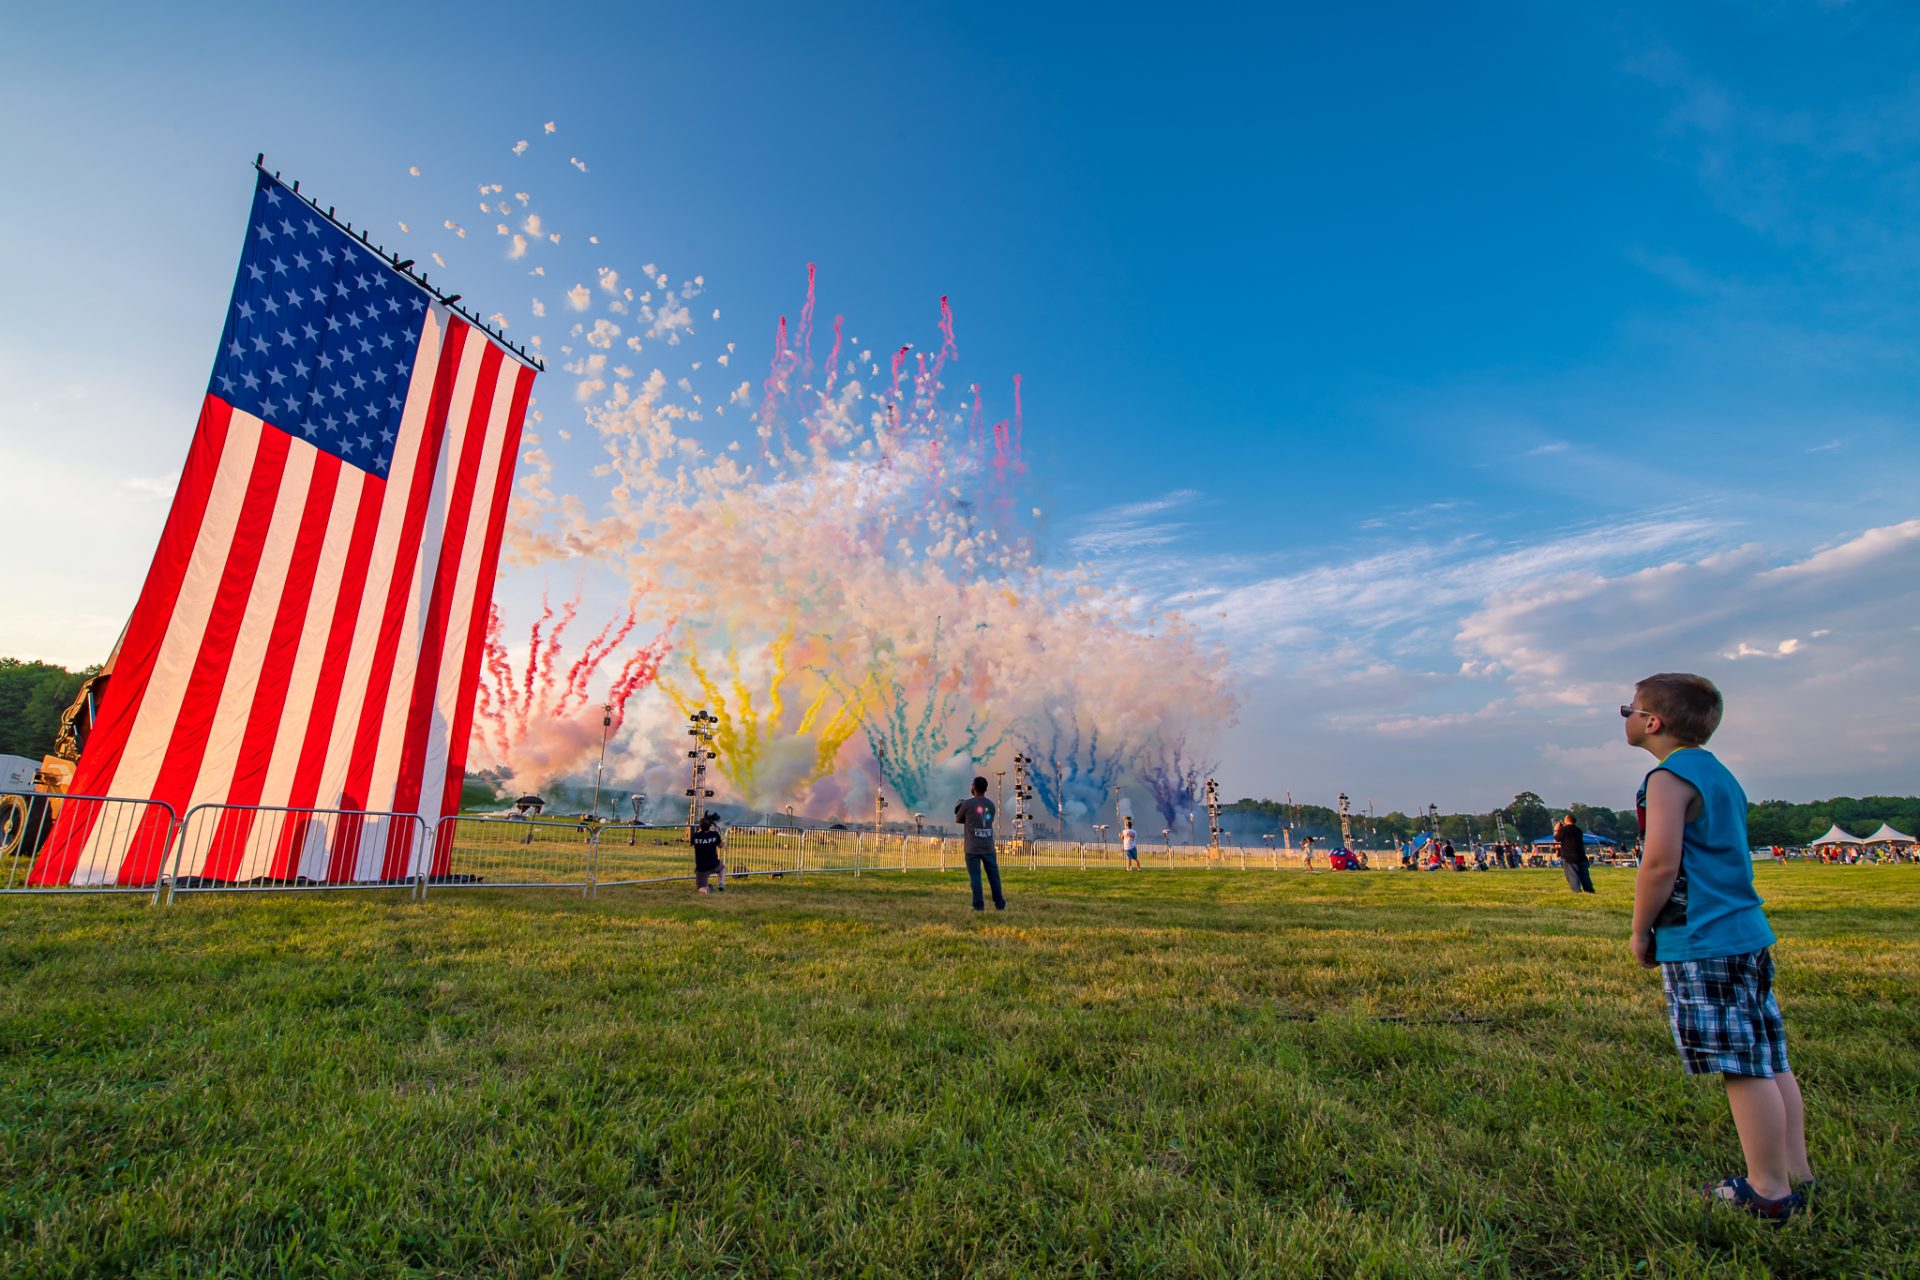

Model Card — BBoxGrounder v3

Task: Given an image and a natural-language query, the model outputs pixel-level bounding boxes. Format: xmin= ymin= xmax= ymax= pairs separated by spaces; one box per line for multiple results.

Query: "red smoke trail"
xmin=969 ymin=384 xmax=983 ymax=457
xmin=536 ymin=596 xmax=579 ymax=714
xmin=520 ymin=595 xmax=553 ymax=723
xmin=558 ymin=607 xmax=639 ymax=714
xmin=608 ymin=621 xmax=676 ymax=731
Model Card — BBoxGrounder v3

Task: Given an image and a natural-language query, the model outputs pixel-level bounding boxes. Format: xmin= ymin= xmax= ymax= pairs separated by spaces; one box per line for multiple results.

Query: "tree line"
xmin=1219 ymin=789 xmax=1919 ymax=849
xmin=0 ymin=658 xmax=97 ymax=764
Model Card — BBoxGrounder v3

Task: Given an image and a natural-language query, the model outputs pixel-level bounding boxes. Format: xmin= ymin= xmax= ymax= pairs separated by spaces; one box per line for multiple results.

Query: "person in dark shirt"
xmin=954 ymin=776 xmax=1006 ymax=912
xmin=691 ymin=811 xmax=725 ymax=894
xmin=1557 ymin=814 xmax=1594 ymax=893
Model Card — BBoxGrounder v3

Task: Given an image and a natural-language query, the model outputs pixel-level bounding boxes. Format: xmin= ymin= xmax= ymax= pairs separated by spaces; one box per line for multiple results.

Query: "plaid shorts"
xmin=1659 ymin=948 xmax=1790 ymax=1077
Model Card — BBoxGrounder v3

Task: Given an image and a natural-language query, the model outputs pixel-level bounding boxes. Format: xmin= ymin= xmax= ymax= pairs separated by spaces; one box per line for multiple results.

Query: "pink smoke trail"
xmin=821 ymin=314 xmax=845 ymax=397
xmin=759 ymin=313 xmax=799 ymax=457
xmin=797 ymin=262 xmax=817 ymax=370
xmin=890 ymin=344 xmax=911 ymax=401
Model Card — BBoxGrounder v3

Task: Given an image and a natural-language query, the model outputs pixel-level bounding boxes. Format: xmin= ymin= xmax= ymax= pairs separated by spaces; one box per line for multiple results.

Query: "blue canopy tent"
xmin=1530 ymin=832 xmax=1618 ymax=846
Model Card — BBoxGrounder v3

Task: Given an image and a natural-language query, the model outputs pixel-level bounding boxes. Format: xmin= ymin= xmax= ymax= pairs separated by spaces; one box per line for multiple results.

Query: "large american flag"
xmin=32 ymin=169 xmax=537 ymax=886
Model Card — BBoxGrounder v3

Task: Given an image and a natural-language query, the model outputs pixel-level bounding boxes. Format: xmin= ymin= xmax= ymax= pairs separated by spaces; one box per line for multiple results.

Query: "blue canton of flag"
xmin=210 ymin=170 xmax=431 ymax=477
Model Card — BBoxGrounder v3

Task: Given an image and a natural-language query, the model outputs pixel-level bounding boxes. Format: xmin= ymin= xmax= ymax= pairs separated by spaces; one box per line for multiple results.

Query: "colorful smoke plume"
xmin=420 ymin=138 xmax=1234 ymax=820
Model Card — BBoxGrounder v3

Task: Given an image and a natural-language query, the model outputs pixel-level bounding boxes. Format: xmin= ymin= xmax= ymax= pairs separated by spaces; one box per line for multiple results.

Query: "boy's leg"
xmin=965 ymin=852 xmax=985 ymax=909
xmin=1776 ymin=1070 xmax=1812 ymax=1182
xmin=1723 ymin=1075 xmax=1792 ymax=1201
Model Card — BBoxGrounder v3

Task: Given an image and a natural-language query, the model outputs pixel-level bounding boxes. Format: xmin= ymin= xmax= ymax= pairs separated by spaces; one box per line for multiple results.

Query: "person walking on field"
xmin=1557 ymin=813 xmax=1594 ymax=893
xmin=954 ymin=776 xmax=1006 ymax=911
xmin=691 ymin=811 xmax=725 ymax=894
xmin=1624 ymin=672 xmax=1811 ymax=1220
xmin=1121 ymin=816 xmax=1140 ymax=870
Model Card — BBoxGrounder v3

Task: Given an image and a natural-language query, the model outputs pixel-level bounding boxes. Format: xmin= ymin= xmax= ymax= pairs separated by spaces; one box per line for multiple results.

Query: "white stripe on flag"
xmin=74 ymin=414 xmax=266 ymax=883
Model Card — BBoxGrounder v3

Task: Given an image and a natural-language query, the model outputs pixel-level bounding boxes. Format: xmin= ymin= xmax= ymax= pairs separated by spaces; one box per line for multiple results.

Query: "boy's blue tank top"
xmin=1640 ymin=747 xmax=1775 ymax=962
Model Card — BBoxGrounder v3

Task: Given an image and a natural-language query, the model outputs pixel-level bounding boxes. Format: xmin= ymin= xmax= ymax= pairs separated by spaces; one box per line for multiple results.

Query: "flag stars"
xmin=358 ymin=433 xmax=374 ymax=452
xmin=240 ymin=370 xmax=260 ymax=391
xmin=319 ymin=246 xmax=335 ymax=265
xmin=292 ymin=358 xmax=310 ymax=378
xmin=279 ymin=219 xmax=295 ymax=237
xmin=380 ymin=426 xmax=395 ymax=444
xmin=310 ymin=285 xmax=327 ymax=304
xmin=285 ymin=289 xmax=301 ymax=307
xmin=255 ymin=223 xmax=274 ymax=242
xmin=263 ymin=186 xmax=282 ymax=206
xmin=236 ymin=300 xmax=255 ymax=321
xmin=270 ymin=256 xmax=289 ymax=275
xmin=278 ymin=328 xmax=295 ymax=348
xmin=317 ymin=351 xmax=334 ymax=371
xmin=301 ymin=322 xmax=319 ymax=342
xmin=293 ymin=252 xmax=310 ymax=271
xmin=377 ymin=332 xmax=394 ymax=350
xmin=247 ymin=264 xmax=266 ymax=283
xmin=228 ymin=338 xmax=245 ymax=359
xmin=267 ymin=367 xmax=287 ymax=386
xmin=261 ymin=295 xmax=279 ymax=316
xmin=351 ymin=373 xmax=367 ymax=391
xmin=217 ymin=374 xmax=237 ymax=394
xmin=330 ymin=381 xmax=347 ymax=400
xmin=251 ymin=335 xmax=270 ymax=354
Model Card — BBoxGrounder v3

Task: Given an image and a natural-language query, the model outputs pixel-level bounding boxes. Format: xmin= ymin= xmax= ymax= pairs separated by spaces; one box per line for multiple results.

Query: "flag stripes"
xmin=32 ymin=304 xmax=534 ymax=885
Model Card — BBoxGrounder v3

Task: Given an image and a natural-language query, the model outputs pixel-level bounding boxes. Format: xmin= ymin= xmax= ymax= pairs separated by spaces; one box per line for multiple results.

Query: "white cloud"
xmin=566 ymin=283 xmax=591 ymax=310
xmin=121 ymin=471 xmax=179 ymax=500
xmin=570 ymin=156 xmax=589 ymax=173
xmin=512 ymin=140 xmax=529 ymax=155
xmin=1070 ymin=490 xmax=1201 ymax=557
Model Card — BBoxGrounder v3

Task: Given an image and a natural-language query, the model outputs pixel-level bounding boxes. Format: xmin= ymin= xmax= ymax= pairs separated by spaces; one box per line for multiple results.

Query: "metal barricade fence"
xmin=0 ymin=790 xmax=178 ymax=899
xmin=168 ymin=804 xmax=429 ymax=897
xmin=422 ymin=815 xmax=597 ymax=896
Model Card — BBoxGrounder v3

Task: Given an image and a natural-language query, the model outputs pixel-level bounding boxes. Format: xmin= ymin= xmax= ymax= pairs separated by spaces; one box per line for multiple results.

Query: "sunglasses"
xmin=1619 ymin=705 xmax=1657 ymax=720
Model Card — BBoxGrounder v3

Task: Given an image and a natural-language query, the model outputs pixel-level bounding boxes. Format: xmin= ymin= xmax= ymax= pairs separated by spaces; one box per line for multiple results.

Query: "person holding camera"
xmin=954 ymin=776 xmax=1006 ymax=911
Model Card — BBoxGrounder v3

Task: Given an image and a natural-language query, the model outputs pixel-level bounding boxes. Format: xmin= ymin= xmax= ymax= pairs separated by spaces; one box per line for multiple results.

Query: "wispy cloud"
xmin=1805 ymin=439 xmax=1842 ymax=453
xmin=1069 ymin=489 xmax=1202 ymax=557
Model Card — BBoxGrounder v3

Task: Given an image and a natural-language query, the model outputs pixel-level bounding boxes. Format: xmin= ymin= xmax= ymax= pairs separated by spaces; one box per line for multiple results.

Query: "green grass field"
xmin=2 ymin=865 xmax=1915 ymax=1278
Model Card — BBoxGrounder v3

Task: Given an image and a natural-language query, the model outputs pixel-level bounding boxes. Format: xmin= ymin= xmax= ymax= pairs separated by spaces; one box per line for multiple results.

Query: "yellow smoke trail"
xmin=662 ymin=630 xmax=867 ymax=804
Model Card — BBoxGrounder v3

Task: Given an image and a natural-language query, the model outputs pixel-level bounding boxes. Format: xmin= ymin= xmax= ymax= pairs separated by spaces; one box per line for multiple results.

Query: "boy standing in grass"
xmin=1625 ymin=672 xmax=1812 ymax=1221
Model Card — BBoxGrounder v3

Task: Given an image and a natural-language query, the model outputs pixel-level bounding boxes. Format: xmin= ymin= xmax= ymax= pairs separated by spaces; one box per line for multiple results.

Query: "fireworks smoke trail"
xmin=472 ymin=600 xmax=672 ymax=788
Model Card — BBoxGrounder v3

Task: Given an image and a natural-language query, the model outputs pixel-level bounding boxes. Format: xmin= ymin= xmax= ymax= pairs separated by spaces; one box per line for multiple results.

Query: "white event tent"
xmin=1863 ymin=823 xmax=1916 ymax=846
xmin=1809 ymin=824 xmax=1864 ymax=847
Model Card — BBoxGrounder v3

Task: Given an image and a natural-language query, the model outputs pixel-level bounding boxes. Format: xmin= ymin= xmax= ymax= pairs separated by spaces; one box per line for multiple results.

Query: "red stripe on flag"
xmin=29 ymin=397 xmax=236 ymax=886
xmin=386 ymin=343 xmax=504 ymax=859
xmin=201 ymin=450 xmax=343 ymax=880
xmin=333 ymin=321 xmax=471 ymax=880
xmin=434 ymin=364 xmax=536 ymax=871
xmin=134 ymin=425 xmax=292 ymax=884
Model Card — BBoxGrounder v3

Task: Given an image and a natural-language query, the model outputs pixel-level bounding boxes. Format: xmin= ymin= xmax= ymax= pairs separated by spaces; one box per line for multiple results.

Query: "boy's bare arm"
xmin=1630 ymin=770 xmax=1690 ymax=966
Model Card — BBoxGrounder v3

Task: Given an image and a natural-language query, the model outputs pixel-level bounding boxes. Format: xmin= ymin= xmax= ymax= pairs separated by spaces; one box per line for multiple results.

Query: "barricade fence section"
xmin=0 ymin=803 xmax=1346 ymax=906
xmin=424 ymin=815 xmax=597 ymax=896
xmin=0 ymin=791 xmax=178 ymax=898
xmin=168 ymin=804 xmax=430 ymax=897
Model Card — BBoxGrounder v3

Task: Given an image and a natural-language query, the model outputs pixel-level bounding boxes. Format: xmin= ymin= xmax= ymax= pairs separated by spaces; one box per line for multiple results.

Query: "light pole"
xmin=684 ymin=709 xmax=717 ymax=830
xmin=914 ymin=812 xmax=925 ymax=838
xmin=591 ymin=701 xmax=612 ymax=821
xmin=1337 ymin=792 xmax=1353 ymax=851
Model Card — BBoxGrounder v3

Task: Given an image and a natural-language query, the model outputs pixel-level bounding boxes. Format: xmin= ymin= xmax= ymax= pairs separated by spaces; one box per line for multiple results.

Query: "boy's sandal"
xmin=1701 ymin=1176 xmax=1804 ymax=1222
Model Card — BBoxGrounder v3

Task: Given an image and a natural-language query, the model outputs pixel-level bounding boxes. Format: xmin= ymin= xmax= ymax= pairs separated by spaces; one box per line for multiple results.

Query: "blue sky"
xmin=3 ymin=2 xmax=1916 ymax=809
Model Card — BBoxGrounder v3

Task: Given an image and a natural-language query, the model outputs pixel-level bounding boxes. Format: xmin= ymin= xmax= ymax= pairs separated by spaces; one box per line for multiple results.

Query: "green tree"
xmin=1506 ymin=791 xmax=1552 ymax=841
xmin=0 ymin=659 xmax=89 ymax=761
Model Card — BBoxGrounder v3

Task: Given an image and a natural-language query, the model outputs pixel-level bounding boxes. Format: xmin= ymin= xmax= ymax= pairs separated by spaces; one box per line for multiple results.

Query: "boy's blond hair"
xmin=1634 ymin=672 xmax=1723 ymax=746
